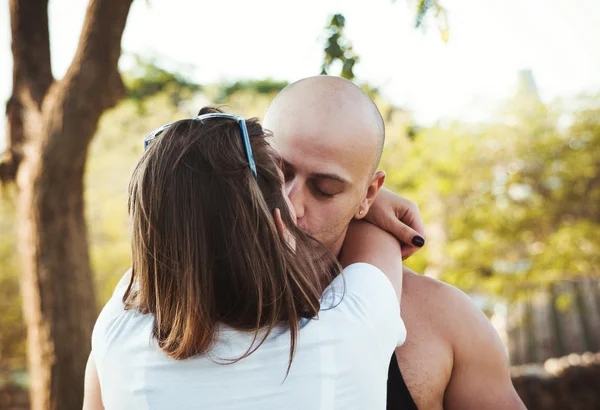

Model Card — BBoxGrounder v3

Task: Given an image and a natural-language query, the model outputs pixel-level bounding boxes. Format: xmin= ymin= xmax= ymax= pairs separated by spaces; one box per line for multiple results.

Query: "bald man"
xmin=264 ymin=76 xmax=525 ymax=410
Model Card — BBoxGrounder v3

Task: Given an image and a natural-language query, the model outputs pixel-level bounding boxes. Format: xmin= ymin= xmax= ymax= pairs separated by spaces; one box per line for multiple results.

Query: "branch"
xmin=9 ymin=0 xmax=53 ymax=107
xmin=63 ymin=0 xmax=134 ymax=110
xmin=0 ymin=97 xmax=23 ymax=184
xmin=42 ymin=0 xmax=134 ymax=164
xmin=2 ymin=0 xmax=53 ymax=184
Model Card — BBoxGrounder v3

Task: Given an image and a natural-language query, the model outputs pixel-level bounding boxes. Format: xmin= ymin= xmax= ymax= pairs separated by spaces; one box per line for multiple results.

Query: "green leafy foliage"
xmin=217 ymin=79 xmax=289 ymax=103
xmin=383 ymin=95 xmax=600 ymax=296
xmin=0 ymin=191 xmax=26 ymax=374
xmin=321 ymin=14 xmax=360 ymax=80
xmin=123 ymin=55 xmax=201 ymax=107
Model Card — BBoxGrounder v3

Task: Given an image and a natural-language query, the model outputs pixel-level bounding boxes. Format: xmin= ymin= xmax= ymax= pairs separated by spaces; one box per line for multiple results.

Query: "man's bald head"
xmin=263 ymin=76 xmax=387 ymax=255
xmin=264 ymin=76 xmax=385 ymax=175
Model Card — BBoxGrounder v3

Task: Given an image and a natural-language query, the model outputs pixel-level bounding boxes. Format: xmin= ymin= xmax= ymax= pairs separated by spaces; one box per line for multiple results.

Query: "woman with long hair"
xmin=83 ymin=107 xmax=405 ymax=409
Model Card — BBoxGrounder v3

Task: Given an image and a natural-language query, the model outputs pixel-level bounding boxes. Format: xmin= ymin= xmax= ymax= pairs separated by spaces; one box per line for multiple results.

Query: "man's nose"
xmin=286 ymin=179 xmax=305 ymax=220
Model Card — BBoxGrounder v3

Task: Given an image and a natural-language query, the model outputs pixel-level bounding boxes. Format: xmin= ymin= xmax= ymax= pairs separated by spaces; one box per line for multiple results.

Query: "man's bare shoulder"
xmin=402 ymin=267 xmax=454 ymax=298
xmin=401 ymin=267 xmax=493 ymax=344
xmin=399 ymin=268 xmax=524 ymax=410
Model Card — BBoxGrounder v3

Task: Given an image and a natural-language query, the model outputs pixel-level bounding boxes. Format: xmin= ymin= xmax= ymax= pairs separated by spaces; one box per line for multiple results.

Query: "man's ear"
xmin=355 ymin=170 xmax=386 ymax=220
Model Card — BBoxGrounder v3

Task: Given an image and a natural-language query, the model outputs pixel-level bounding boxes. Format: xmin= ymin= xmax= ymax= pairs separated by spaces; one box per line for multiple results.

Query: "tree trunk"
xmin=18 ymin=147 xmax=96 ymax=410
xmin=4 ymin=0 xmax=133 ymax=409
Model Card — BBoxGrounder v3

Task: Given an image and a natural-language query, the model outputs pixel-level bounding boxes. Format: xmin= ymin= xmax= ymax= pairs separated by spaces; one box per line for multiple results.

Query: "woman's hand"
xmin=364 ymin=187 xmax=426 ymax=260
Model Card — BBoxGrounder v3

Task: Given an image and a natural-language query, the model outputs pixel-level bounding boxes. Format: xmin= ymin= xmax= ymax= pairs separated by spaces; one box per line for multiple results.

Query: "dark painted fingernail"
xmin=411 ymin=236 xmax=425 ymax=247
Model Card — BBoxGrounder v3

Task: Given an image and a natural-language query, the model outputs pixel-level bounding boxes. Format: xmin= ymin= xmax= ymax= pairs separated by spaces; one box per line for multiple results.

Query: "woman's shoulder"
xmin=323 ymin=263 xmax=399 ymax=315
xmin=318 ymin=262 xmax=406 ymax=355
xmin=91 ymin=269 xmax=151 ymax=357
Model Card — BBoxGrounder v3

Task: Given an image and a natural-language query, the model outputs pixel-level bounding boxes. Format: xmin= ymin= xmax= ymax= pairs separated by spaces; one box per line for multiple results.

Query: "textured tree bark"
xmin=4 ymin=0 xmax=133 ymax=408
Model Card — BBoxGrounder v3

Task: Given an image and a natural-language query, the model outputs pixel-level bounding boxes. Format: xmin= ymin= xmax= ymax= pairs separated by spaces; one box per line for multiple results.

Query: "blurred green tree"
xmin=320 ymin=14 xmax=359 ymax=80
xmin=0 ymin=195 xmax=26 ymax=376
xmin=383 ymin=96 xmax=600 ymax=295
xmin=321 ymin=1 xmax=448 ymax=80
xmin=124 ymin=55 xmax=201 ymax=106
xmin=216 ymin=79 xmax=289 ymax=103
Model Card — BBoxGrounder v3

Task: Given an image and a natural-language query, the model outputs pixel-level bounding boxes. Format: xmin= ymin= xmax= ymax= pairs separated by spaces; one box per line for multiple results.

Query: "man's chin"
xmin=297 ymin=224 xmax=316 ymax=237
xmin=302 ymin=229 xmax=324 ymax=241
xmin=313 ymin=234 xmax=339 ymax=253
xmin=298 ymin=227 xmax=340 ymax=252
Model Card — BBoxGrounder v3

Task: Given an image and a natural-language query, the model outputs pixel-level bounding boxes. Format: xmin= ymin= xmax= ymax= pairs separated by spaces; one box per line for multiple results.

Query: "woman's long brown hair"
xmin=125 ymin=107 xmax=340 ymax=372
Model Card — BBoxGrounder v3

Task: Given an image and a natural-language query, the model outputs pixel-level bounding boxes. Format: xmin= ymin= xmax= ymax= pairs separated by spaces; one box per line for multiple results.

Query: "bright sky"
xmin=1 ymin=0 xmax=599 ymax=147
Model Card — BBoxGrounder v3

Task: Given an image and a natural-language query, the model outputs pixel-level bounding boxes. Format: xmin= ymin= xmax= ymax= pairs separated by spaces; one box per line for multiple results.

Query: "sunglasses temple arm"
xmin=240 ymin=119 xmax=258 ymax=179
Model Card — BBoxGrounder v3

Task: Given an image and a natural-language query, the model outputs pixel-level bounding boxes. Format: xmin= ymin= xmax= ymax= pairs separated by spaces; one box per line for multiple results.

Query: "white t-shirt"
xmin=92 ymin=263 xmax=406 ymax=410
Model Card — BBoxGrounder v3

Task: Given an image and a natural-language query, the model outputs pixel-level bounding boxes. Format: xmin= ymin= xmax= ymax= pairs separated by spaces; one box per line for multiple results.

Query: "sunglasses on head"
xmin=143 ymin=113 xmax=258 ymax=180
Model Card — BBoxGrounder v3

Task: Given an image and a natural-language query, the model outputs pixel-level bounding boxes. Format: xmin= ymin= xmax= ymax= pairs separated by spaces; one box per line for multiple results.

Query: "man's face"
xmin=269 ymin=117 xmax=376 ymax=255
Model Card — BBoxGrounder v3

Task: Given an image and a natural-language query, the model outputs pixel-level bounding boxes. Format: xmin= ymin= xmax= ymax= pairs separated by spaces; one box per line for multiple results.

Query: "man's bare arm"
xmin=441 ymin=286 xmax=526 ymax=410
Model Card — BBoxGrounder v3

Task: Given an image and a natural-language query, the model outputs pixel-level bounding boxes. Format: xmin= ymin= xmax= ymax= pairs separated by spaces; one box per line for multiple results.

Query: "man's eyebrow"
xmin=310 ymin=172 xmax=349 ymax=184
xmin=282 ymin=159 xmax=349 ymax=184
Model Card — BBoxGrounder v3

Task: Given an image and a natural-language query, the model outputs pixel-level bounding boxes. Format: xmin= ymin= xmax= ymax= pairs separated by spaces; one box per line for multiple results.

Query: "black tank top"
xmin=387 ymin=352 xmax=418 ymax=410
